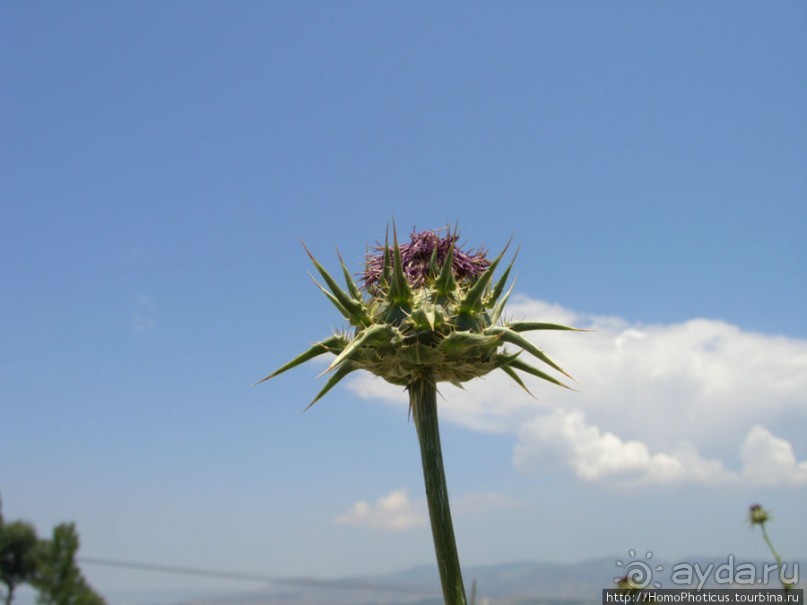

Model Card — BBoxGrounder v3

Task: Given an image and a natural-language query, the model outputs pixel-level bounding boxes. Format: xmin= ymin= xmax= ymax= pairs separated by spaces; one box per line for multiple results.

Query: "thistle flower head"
xmin=749 ymin=504 xmax=770 ymax=526
xmin=363 ymin=227 xmax=490 ymax=292
xmin=614 ymin=575 xmax=645 ymax=595
xmin=258 ymin=224 xmax=581 ymax=408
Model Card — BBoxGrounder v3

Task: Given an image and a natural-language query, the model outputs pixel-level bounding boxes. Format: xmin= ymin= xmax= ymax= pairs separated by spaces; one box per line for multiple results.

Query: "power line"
xmin=78 ymin=557 xmax=438 ymax=595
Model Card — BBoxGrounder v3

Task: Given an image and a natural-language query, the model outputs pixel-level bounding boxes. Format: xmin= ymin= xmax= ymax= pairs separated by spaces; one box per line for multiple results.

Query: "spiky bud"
xmin=749 ymin=504 xmax=770 ymax=526
xmin=258 ymin=225 xmax=579 ymax=408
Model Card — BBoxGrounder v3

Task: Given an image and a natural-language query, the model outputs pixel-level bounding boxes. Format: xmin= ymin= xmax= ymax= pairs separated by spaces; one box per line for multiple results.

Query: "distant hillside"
xmin=178 ymin=556 xmax=805 ymax=605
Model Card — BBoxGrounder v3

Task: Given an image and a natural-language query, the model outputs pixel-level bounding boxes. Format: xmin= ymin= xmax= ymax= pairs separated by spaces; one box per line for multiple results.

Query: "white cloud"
xmin=740 ymin=425 xmax=807 ymax=486
xmin=347 ymin=297 xmax=807 ymax=487
xmin=336 ymin=489 xmax=427 ymax=531
xmin=335 ymin=489 xmax=522 ymax=531
xmin=513 ymin=408 xmax=734 ymax=485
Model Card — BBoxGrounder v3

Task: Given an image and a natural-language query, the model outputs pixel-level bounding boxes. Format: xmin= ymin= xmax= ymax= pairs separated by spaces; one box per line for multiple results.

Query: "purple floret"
xmin=364 ymin=227 xmax=490 ymax=291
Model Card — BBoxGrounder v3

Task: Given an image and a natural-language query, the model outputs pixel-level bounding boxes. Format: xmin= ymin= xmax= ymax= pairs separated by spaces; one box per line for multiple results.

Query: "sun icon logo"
xmin=614 ymin=549 xmax=664 ymax=589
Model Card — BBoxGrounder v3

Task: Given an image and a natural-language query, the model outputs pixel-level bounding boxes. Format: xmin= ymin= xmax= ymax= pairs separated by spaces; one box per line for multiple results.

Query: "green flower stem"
xmin=409 ymin=378 xmax=467 ymax=605
xmin=761 ymin=523 xmax=783 ymax=567
xmin=760 ymin=522 xmax=792 ymax=590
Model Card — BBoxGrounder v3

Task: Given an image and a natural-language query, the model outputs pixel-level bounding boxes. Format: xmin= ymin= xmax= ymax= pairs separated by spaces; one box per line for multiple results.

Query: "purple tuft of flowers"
xmin=364 ymin=227 xmax=490 ymax=291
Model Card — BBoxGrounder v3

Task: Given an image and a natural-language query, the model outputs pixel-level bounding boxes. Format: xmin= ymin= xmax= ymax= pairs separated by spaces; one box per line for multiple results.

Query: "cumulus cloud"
xmin=347 ymin=297 xmax=807 ymax=487
xmin=336 ymin=489 xmax=427 ymax=531
xmin=740 ymin=426 xmax=807 ymax=486
xmin=513 ymin=408 xmax=734 ymax=485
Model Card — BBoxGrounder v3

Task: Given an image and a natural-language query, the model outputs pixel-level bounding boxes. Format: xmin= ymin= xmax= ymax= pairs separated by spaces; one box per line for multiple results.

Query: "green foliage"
xmin=0 ymin=517 xmax=39 ymax=605
xmin=33 ymin=523 xmax=106 ymax=605
xmin=0 ymin=497 xmax=106 ymax=605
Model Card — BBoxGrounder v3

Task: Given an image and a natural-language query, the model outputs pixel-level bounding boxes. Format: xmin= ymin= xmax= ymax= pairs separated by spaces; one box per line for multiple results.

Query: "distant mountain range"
xmin=15 ymin=557 xmax=799 ymax=605
xmin=176 ymin=556 xmax=805 ymax=605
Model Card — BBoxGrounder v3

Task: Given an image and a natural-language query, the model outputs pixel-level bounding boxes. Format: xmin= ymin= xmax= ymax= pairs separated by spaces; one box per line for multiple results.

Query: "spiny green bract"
xmin=258 ymin=226 xmax=579 ymax=408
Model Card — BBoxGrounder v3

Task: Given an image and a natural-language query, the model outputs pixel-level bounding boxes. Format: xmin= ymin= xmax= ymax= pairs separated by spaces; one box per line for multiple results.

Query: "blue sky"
xmin=2 ymin=1 xmax=805 ymax=600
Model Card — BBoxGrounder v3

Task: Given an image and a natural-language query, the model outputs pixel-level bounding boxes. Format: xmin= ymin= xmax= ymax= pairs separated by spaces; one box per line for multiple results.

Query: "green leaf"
xmin=409 ymin=303 xmax=437 ymax=331
xmin=337 ymin=249 xmax=362 ymax=301
xmin=324 ymin=323 xmax=396 ymax=373
xmin=255 ymin=334 xmax=348 ymax=385
xmin=309 ymin=274 xmax=351 ymax=319
xmin=379 ymin=226 xmax=392 ymax=289
xmin=427 ymin=241 xmax=440 ymax=278
xmin=459 ymin=236 xmax=511 ymax=313
xmin=438 ymin=330 xmax=500 ymax=353
xmin=303 ymin=242 xmax=370 ymax=326
xmin=305 ymin=364 xmax=359 ymax=410
xmin=452 ymin=311 xmax=479 ymax=332
xmin=399 ymin=342 xmax=441 ymax=366
xmin=499 ymin=364 xmax=535 ymax=397
xmin=508 ymin=321 xmax=586 ymax=333
xmin=487 ymin=326 xmax=575 ymax=380
xmin=384 ymin=300 xmax=411 ymax=325
xmin=487 ymin=247 xmax=518 ymax=307
xmin=433 ymin=243 xmax=456 ymax=297
xmin=388 ymin=224 xmax=412 ymax=304
xmin=489 ymin=281 xmax=516 ymax=325
xmin=504 ymin=356 xmax=573 ymax=390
